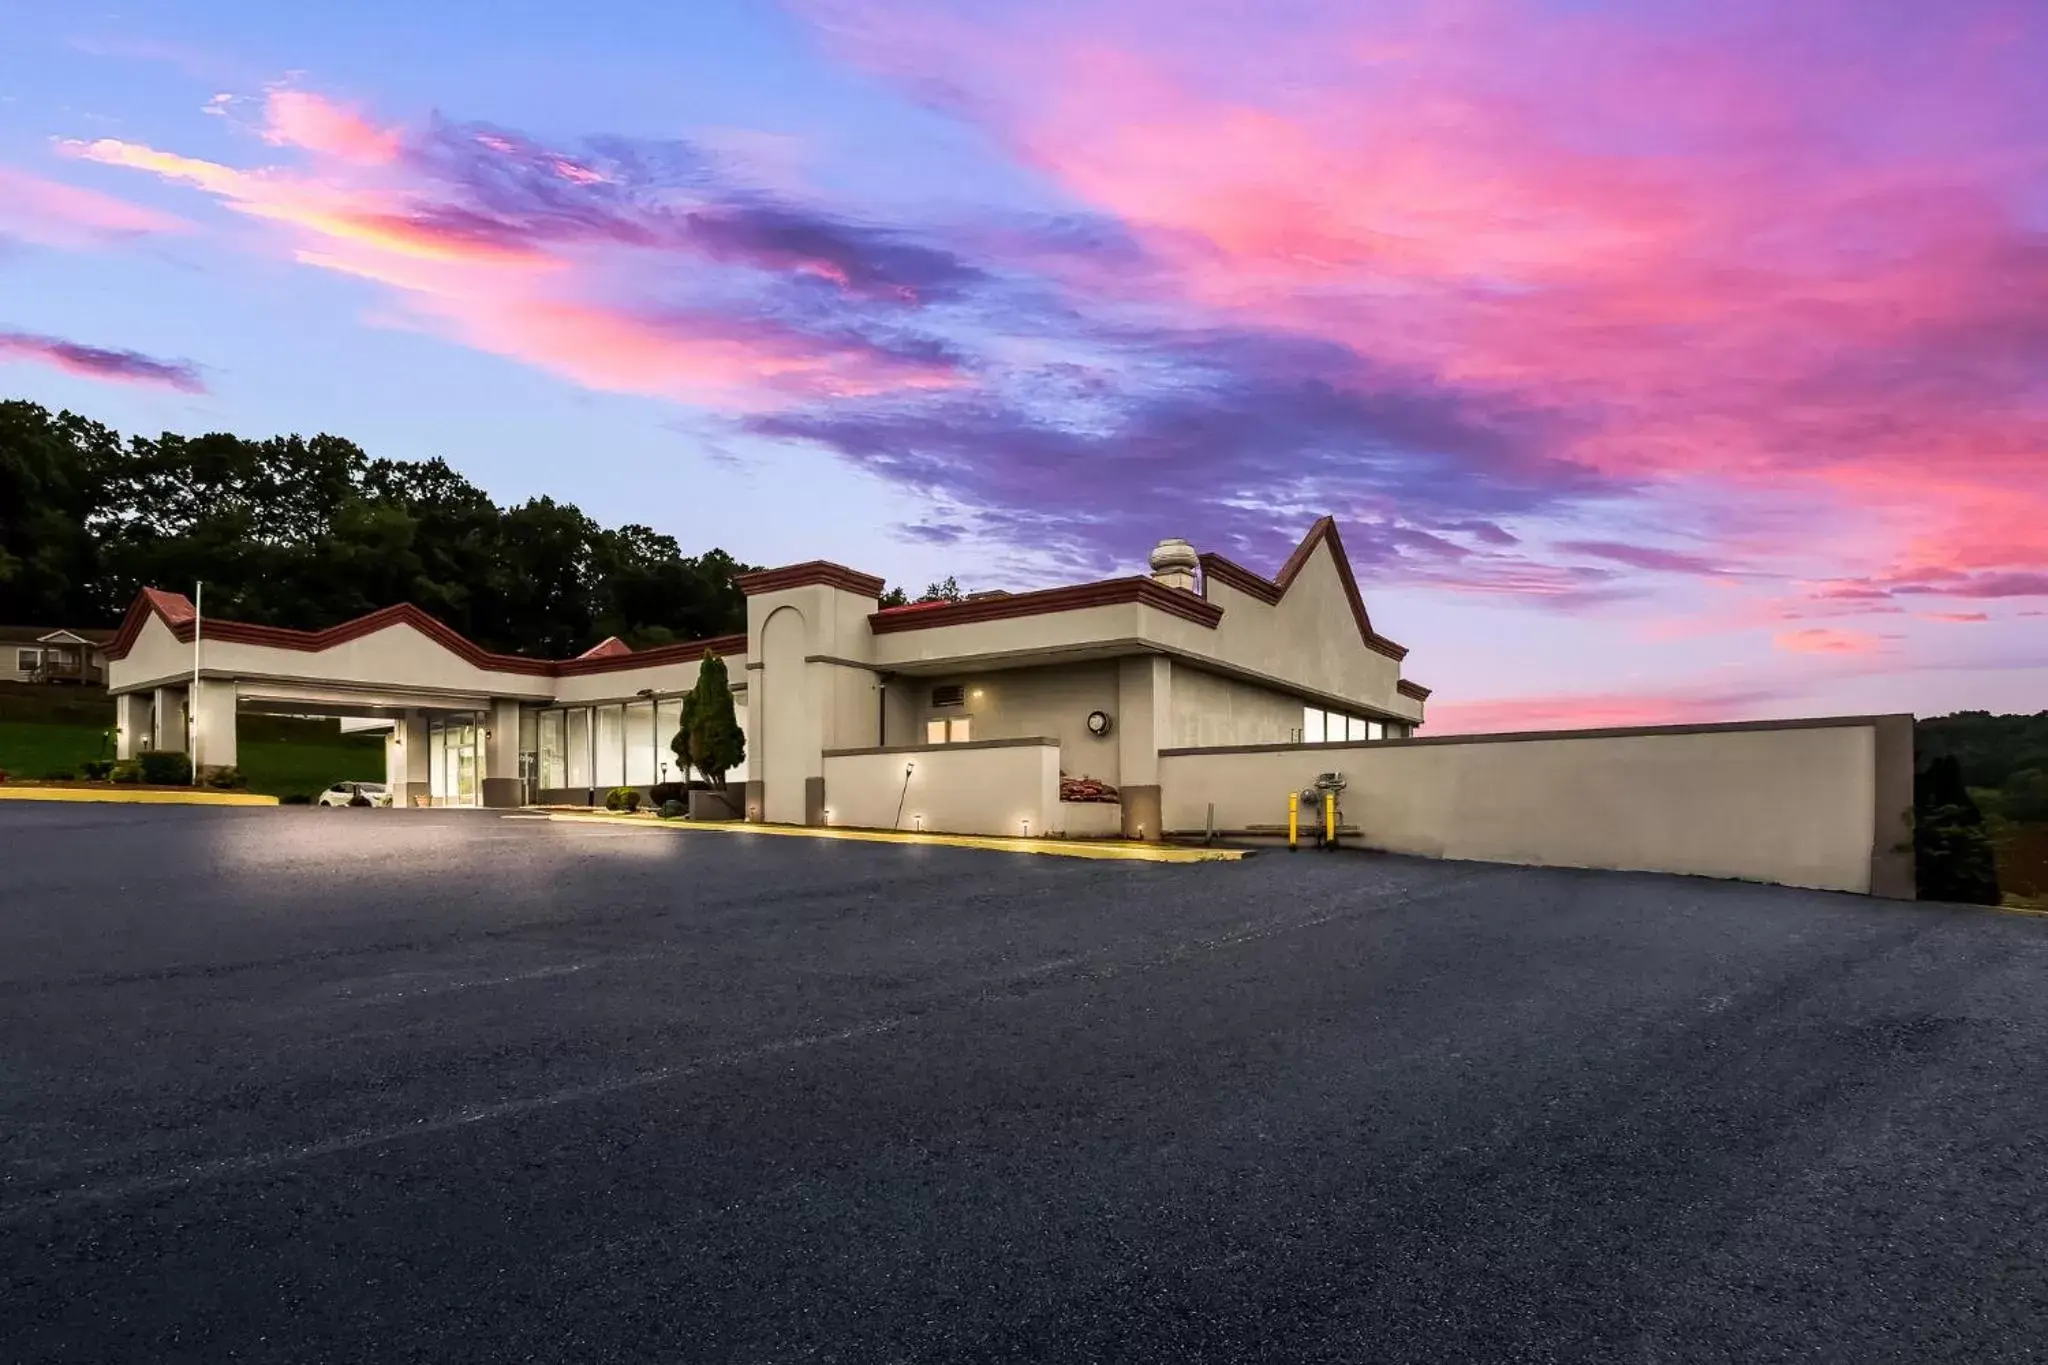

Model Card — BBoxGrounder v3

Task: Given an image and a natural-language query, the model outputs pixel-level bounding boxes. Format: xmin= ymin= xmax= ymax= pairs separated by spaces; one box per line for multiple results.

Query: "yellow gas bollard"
xmin=1287 ymin=790 xmax=1300 ymax=852
xmin=1323 ymin=790 xmax=1337 ymax=848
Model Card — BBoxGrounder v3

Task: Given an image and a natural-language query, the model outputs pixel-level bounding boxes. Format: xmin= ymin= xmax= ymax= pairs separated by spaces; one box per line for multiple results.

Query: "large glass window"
xmin=1302 ymin=706 xmax=1326 ymax=744
xmin=565 ymin=708 xmax=591 ymax=789
xmin=595 ymin=705 xmax=625 ymax=787
xmin=539 ymin=710 xmax=566 ymax=789
xmin=625 ymin=700 xmax=656 ymax=785
xmin=656 ymin=698 xmax=685 ymax=781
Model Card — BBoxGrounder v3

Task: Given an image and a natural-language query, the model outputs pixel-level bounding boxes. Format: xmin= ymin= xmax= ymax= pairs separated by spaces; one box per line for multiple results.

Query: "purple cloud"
xmin=0 ymin=329 xmax=204 ymax=392
xmin=1556 ymin=540 xmax=1725 ymax=576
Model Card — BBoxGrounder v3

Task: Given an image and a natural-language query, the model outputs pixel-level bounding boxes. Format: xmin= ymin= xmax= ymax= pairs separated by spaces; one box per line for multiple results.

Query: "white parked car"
xmin=317 ymin=781 xmax=392 ymax=808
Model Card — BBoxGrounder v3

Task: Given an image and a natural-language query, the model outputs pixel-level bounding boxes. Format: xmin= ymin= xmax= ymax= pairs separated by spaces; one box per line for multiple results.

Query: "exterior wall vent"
xmin=930 ymin=684 xmax=966 ymax=708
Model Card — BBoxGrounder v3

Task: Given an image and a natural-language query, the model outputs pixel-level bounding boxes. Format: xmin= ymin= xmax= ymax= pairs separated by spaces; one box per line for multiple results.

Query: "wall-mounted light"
xmin=1021 ymin=818 xmax=1030 ymax=838
xmin=1086 ymin=710 xmax=1112 ymax=737
xmin=913 ymin=813 xmax=924 ymax=831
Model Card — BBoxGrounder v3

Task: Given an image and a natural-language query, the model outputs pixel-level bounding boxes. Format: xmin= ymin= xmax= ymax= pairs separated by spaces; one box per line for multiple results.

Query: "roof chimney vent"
xmin=1148 ymin=537 xmax=1200 ymax=593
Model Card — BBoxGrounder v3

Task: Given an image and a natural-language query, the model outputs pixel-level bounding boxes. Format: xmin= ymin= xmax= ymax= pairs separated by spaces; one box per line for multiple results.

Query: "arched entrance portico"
xmin=759 ymin=605 xmax=809 ymax=824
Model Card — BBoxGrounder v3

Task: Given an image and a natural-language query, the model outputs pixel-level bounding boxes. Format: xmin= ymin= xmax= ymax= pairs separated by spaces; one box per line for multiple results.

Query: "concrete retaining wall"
xmin=821 ymin=737 xmax=1060 ymax=837
xmin=1159 ymin=715 xmax=1915 ymax=896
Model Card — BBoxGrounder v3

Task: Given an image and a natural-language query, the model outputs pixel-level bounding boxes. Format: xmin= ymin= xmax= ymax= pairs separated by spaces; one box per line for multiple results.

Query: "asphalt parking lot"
xmin=3 ymin=804 xmax=2046 ymax=1363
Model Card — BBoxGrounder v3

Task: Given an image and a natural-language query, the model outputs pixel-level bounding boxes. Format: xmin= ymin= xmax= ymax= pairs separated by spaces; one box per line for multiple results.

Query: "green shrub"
xmin=203 ymin=765 xmax=249 ymax=790
xmin=682 ymin=651 xmax=744 ymax=789
xmin=658 ymin=799 xmax=686 ymax=819
xmin=1915 ymin=756 xmax=2001 ymax=905
xmin=2006 ymin=768 xmax=2048 ymax=824
xmin=605 ymin=786 xmax=641 ymax=812
xmin=649 ymin=781 xmax=685 ymax=806
xmin=110 ymin=760 xmax=143 ymax=784
xmin=40 ymin=767 xmax=77 ymax=781
xmin=80 ymin=759 xmax=114 ymax=781
xmin=138 ymin=751 xmax=193 ymax=786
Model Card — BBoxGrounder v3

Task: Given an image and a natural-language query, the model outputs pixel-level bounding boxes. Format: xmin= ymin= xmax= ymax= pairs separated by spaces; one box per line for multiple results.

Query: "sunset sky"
xmin=3 ymin=0 xmax=2043 ymax=730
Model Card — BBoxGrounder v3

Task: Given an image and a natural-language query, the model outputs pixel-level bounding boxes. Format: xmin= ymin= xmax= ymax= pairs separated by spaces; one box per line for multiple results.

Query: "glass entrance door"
xmin=428 ymin=713 xmax=482 ymax=807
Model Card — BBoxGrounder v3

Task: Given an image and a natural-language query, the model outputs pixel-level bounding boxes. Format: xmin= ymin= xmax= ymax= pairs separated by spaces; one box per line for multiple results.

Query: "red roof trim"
xmin=1397 ymin=679 xmax=1432 ymax=701
xmin=872 ymin=598 xmax=957 ymax=616
xmin=1198 ymin=517 xmax=1410 ymax=662
xmin=736 ymin=560 xmax=886 ymax=598
xmin=552 ymin=634 xmax=746 ymax=676
xmin=868 ymin=576 xmax=1222 ymax=634
xmin=577 ymin=636 xmax=633 ymax=660
xmin=104 ymin=590 xmax=745 ymax=679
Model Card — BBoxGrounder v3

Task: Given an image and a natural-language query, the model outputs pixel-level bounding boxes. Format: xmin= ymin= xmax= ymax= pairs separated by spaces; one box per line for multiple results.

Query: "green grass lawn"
xmin=0 ymin=686 xmax=385 ymax=799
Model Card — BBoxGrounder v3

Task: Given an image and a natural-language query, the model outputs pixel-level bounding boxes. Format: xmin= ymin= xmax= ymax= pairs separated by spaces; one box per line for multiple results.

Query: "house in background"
xmin=1 ymin=627 xmax=114 ymax=686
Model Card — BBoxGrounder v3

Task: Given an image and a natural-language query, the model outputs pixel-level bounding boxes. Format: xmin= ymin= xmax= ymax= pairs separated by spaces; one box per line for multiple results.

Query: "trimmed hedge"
xmin=139 ymin=751 xmax=193 ymax=786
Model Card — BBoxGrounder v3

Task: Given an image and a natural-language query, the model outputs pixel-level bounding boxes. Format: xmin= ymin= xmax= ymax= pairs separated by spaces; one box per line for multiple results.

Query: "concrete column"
xmin=1116 ymin=655 xmax=1172 ymax=840
xmin=394 ymin=709 xmax=432 ymax=808
xmin=190 ymin=678 xmax=238 ymax=774
xmin=152 ymin=685 xmax=188 ymax=753
xmin=481 ymin=698 xmax=523 ymax=808
xmin=115 ymin=692 xmax=152 ymax=760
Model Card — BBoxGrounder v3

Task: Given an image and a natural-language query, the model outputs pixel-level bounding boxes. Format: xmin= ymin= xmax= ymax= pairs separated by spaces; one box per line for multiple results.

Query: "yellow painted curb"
xmin=0 ymin=786 xmax=279 ymax=807
xmin=542 ymin=811 xmax=1245 ymax=863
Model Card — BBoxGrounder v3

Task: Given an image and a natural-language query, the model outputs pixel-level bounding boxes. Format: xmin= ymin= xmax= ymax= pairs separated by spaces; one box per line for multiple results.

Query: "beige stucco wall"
xmin=863 ymin=540 xmax=1419 ymax=729
xmin=109 ymin=613 xmax=557 ymax=701
xmin=868 ymin=602 xmax=1146 ymax=673
xmin=1160 ymin=721 xmax=1894 ymax=894
xmin=821 ymin=740 xmax=1060 ymax=836
xmin=759 ymin=605 xmax=811 ymax=823
xmin=1176 ymin=541 xmax=1417 ymax=723
xmin=901 ymin=661 xmax=1121 ymax=782
xmin=1169 ymin=664 xmax=1303 ymax=748
xmin=1057 ymin=801 xmax=1124 ymax=838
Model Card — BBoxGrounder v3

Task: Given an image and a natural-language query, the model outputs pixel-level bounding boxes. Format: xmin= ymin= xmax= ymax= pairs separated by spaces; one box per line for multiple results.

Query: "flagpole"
xmin=191 ymin=582 xmax=203 ymax=784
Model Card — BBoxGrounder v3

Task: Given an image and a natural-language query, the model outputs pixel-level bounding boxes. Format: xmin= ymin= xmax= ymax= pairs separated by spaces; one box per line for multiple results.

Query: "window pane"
xmin=625 ymin=701 xmax=656 ymax=785
xmin=595 ymin=705 xmax=625 ymax=786
xmin=950 ymin=716 xmax=971 ymax=743
xmin=565 ymin=708 xmax=591 ymax=788
xmin=540 ymin=711 xmax=565 ymax=789
xmin=927 ymin=718 xmax=947 ymax=744
xmin=1368 ymin=720 xmax=1384 ymax=741
xmin=656 ymin=699 xmax=685 ymax=781
xmin=1302 ymin=707 xmax=1325 ymax=743
xmin=17 ymin=650 xmax=39 ymax=671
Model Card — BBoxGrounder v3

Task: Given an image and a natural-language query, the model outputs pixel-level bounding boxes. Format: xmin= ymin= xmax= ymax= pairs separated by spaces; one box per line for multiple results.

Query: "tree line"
xmin=1 ymin=399 xmax=973 ymax=656
xmin=0 ymin=399 xmax=766 ymax=656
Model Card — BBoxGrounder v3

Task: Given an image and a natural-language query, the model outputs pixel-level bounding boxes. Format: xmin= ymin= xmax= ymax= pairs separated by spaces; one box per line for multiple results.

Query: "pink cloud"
xmin=0 ymin=329 xmax=204 ymax=391
xmin=1773 ymin=627 xmax=1892 ymax=655
xmin=1425 ymin=685 xmax=1790 ymax=735
xmin=58 ymin=115 xmax=963 ymax=408
xmin=0 ymin=166 xmax=187 ymax=247
xmin=1921 ymin=611 xmax=1990 ymax=623
xmin=262 ymin=90 xmax=401 ymax=165
xmin=818 ymin=0 xmax=2048 ymax=607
